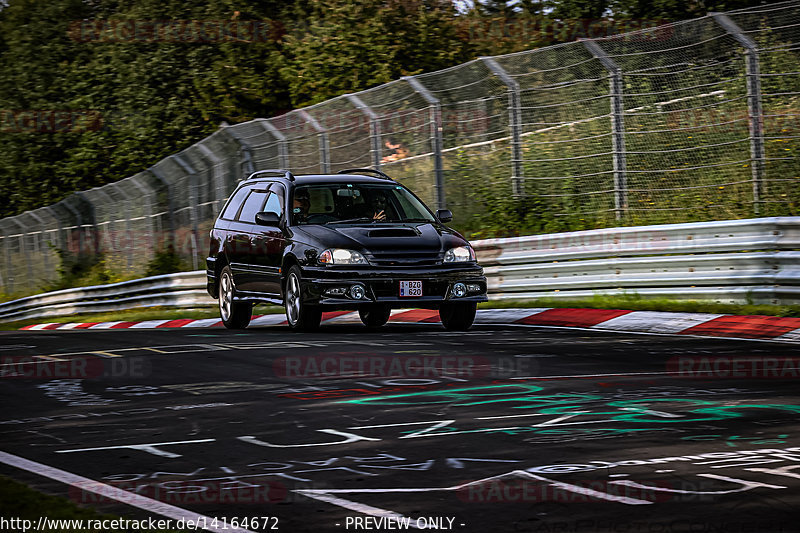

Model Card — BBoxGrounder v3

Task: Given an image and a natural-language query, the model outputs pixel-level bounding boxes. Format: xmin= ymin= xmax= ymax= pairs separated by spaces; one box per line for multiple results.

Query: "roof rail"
xmin=337 ymin=168 xmax=394 ymax=181
xmin=245 ymin=169 xmax=295 ymax=181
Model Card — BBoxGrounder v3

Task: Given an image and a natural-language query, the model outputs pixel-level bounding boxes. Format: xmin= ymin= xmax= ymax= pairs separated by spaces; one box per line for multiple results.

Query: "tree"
xmin=280 ymin=0 xmax=472 ymax=107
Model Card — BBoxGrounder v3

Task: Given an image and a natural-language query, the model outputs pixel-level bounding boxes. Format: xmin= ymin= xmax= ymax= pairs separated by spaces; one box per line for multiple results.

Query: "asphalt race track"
xmin=2 ymin=322 xmax=800 ymax=533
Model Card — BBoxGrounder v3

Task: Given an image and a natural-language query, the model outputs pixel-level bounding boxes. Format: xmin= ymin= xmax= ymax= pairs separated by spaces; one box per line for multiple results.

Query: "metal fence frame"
xmin=1 ymin=1 xmax=799 ymax=294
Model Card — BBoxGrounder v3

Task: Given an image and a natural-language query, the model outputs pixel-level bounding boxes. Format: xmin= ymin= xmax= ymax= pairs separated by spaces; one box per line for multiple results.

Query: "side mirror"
xmin=255 ymin=211 xmax=281 ymax=227
xmin=436 ymin=209 xmax=453 ymax=223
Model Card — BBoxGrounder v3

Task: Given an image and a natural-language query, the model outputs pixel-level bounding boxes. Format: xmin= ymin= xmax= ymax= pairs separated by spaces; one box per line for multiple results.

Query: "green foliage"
xmin=144 ymin=245 xmax=187 ymax=277
xmin=0 ymin=0 xmax=794 ymax=229
xmin=280 ymin=0 xmax=472 ymax=107
xmin=45 ymin=247 xmax=127 ymax=292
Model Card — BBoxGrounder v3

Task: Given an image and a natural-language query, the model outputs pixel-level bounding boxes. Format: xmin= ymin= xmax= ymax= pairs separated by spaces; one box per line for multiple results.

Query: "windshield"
xmin=291 ymin=183 xmax=436 ymax=226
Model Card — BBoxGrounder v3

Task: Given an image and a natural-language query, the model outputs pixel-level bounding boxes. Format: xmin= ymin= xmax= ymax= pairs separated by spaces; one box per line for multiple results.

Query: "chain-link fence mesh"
xmin=1 ymin=1 xmax=799 ymax=295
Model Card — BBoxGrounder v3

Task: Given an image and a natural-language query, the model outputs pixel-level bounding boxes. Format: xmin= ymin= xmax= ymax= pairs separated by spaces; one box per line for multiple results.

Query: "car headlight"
xmin=443 ymin=246 xmax=475 ymax=263
xmin=319 ymin=249 xmax=369 ymax=265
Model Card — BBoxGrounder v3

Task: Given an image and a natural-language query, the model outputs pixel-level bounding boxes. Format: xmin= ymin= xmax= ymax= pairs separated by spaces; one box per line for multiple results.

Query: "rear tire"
xmin=284 ymin=266 xmax=322 ymax=331
xmin=439 ymin=302 xmax=477 ymax=331
xmin=359 ymin=304 xmax=391 ymax=328
xmin=218 ymin=266 xmax=252 ymax=329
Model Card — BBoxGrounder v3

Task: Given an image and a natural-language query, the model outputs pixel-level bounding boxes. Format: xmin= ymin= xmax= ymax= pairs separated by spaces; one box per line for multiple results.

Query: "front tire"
xmin=284 ymin=266 xmax=321 ymax=331
xmin=439 ymin=302 xmax=477 ymax=331
xmin=359 ymin=304 xmax=391 ymax=328
xmin=218 ymin=266 xmax=252 ymax=329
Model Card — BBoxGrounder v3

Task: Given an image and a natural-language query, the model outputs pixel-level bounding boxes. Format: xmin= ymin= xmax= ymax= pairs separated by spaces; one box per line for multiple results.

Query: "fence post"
xmin=402 ymin=75 xmax=446 ymax=210
xmin=26 ymin=211 xmax=51 ymax=278
xmin=108 ymin=184 xmax=135 ymax=271
xmin=148 ymin=166 xmax=175 ymax=252
xmin=297 ymin=109 xmax=330 ymax=173
xmin=582 ymin=39 xmax=627 ymax=220
xmin=0 ymin=224 xmax=12 ymax=293
xmin=345 ymin=93 xmax=383 ymax=170
xmin=195 ymin=144 xmax=229 ymax=215
xmin=711 ymin=13 xmax=765 ymax=217
xmin=481 ymin=57 xmax=524 ymax=196
xmin=259 ymin=119 xmax=290 ymax=169
xmin=172 ymin=155 xmax=201 ymax=271
xmin=91 ymin=188 xmax=116 ymax=257
xmin=8 ymin=219 xmax=33 ymax=291
xmin=224 ymin=125 xmax=256 ymax=177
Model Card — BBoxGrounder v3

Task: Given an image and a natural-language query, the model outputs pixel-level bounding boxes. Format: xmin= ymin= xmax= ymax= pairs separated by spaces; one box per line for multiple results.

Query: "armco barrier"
xmin=0 ymin=271 xmax=209 ymax=323
xmin=1 ymin=217 xmax=799 ymax=323
xmin=472 ymin=217 xmax=800 ymax=304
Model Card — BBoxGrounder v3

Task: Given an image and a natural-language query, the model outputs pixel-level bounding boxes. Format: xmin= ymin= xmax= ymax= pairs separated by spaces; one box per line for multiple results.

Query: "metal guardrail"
xmin=1 ymin=217 xmax=798 ymax=323
xmin=472 ymin=217 xmax=800 ymax=304
xmin=0 ymin=271 xmax=210 ymax=323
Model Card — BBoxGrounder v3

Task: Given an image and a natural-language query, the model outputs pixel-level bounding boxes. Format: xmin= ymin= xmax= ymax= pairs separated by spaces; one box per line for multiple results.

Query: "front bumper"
xmin=299 ymin=264 xmax=487 ymax=309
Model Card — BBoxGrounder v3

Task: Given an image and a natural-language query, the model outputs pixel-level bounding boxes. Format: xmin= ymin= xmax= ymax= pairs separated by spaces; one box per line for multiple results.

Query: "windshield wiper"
xmin=400 ymin=218 xmax=434 ymax=223
xmin=326 ymin=217 xmax=374 ymax=225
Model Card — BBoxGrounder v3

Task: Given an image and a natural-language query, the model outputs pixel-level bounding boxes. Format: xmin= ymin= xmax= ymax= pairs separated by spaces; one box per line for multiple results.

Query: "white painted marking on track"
xmin=88 ymin=322 xmax=124 ymax=329
xmin=320 ymin=312 xmax=360 ymax=325
xmin=27 ymin=324 xmax=56 ymax=331
xmin=474 ymin=308 xmax=550 ymax=323
xmin=129 ymin=320 xmax=170 ymax=329
xmin=248 ymin=314 xmax=286 ymax=326
xmin=56 ymin=439 xmax=216 ymax=458
xmin=776 ymin=326 xmax=800 ymax=342
xmin=295 ymin=468 xmax=652 ymax=520
xmin=182 ymin=318 xmax=222 ymax=328
xmin=502 ymin=322 xmax=800 ymax=344
xmin=56 ymin=323 xmax=84 ymax=330
xmin=590 ymin=311 xmax=723 ymax=334
xmin=0 ymin=451 xmax=257 ymax=533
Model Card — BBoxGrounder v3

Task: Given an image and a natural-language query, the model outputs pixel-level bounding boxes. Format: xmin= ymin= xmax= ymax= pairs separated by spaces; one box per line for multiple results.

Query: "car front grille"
xmin=367 ymin=251 xmax=441 ymax=267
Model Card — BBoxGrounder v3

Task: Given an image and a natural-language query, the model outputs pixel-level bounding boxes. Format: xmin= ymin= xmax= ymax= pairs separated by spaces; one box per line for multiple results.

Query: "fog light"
xmin=466 ymin=283 xmax=482 ymax=293
xmin=452 ymin=282 xmax=467 ymax=298
xmin=350 ymin=284 xmax=366 ymax=300
xmin=325 ymin=287 xmax=348 ymax=296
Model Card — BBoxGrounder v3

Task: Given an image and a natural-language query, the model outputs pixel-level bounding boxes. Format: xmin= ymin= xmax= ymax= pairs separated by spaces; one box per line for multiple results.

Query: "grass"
xmin=479 ymin=295 xmax=800 ymax=318
xmin=0 ymin=475 xmax=189 ymax=532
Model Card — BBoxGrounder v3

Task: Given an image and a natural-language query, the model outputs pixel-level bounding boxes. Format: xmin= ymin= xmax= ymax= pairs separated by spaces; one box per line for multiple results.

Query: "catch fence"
xmin=1 ymin=1 xmax=799 ymax=294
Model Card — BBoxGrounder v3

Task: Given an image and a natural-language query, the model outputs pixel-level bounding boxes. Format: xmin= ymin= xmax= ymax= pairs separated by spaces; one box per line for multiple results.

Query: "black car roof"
xmin=296 ymin=174 xmax=396 ymax=184
xmin=245 ymin=174 xmax=397 ymax=186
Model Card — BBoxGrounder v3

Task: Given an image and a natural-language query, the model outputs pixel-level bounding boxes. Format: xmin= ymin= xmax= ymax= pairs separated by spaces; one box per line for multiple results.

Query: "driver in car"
xmin=368 ymin=192 xmax=388 ymax=221
xmin=293 ymin=189 xmax=311 ymax=223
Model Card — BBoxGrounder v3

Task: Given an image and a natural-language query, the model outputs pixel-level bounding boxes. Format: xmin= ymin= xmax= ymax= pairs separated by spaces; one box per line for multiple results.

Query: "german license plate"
xmin=399 ymin=280 xmax=422 ymax=297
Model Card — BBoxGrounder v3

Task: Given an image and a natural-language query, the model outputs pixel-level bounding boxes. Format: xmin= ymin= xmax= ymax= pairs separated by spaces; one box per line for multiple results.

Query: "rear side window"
xmin=237 ymin=190 xmax=269 ymax=223
xmin=220 ymin=187 xmax=250 ymax=220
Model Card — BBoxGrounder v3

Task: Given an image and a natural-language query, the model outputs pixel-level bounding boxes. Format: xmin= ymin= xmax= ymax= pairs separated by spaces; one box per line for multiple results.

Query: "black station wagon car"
xmin=206 ymin=169 xmax=487 ymax=331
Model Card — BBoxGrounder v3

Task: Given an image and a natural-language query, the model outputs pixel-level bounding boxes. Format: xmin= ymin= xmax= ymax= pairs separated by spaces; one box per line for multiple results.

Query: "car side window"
xmin=219 ymin=186 xmax=251 ymax=220
xmin=264 ymin=191 xmax=283 ymax=217
xmin=237 ymin=190 xmax=269 ymax=224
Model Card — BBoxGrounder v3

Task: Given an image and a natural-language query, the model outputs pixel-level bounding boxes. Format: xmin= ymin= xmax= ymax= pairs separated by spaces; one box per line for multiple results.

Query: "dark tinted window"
xmin=237 ymin=190 xmax=268 ymax=223
xmin=220 ymin=186 xmax=250 ymax=220
xmin=291 ymin=183 xmax=435 ymax=225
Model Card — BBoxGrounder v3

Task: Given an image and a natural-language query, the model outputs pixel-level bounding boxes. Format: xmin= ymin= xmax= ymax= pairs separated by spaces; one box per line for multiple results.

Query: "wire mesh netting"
xmin=1 ymin=0 xmax=798 ymax=295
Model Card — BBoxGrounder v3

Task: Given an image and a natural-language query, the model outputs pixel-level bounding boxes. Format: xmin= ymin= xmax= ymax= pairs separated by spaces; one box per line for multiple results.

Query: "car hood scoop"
xmin=367 ymin=228 xmax=418 ymax=238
